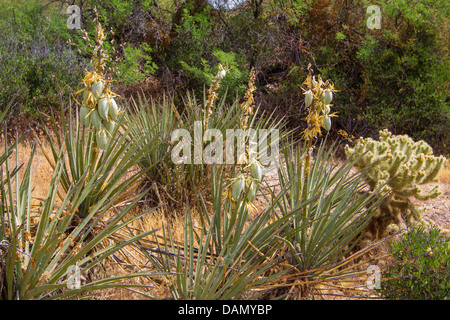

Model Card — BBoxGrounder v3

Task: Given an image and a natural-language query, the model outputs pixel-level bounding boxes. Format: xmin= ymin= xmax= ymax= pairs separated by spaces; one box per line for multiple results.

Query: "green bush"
xmin=0 ymin=1 xmax=86 ymax=115
xmin=342 ymin=0 xmax=449 ymax=154
xmin=249 ymin=0 xmax=450 ymax=155
xmin=115 ymin=42 xmax=158 ymax=86
xmin=179 ymin=49 xmax=249 ymax=99
xmin=381 ymin=226 xmax=450 ymax=300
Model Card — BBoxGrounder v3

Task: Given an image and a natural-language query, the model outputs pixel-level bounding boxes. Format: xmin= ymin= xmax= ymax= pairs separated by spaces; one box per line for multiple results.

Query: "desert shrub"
xmin=0 ymin=1 xmax=86 ymax=115
xmin=232 ymin=0 xmax=450 ymax=155
xmin=327 ymin=0 xmax=449 ymax=154
xmin=0 ymin=100 xmax=160 ymax=300
xmin=381 ymin=226 xmax=450 ymax=300
xmin=179 ymin=49 xmax=249 ymax=99
xmin=355 ymin=0 xmax=450 ymax=152
xmin=115 ymin=42 xmax=158 ymax=86
xmin=345 ymin=130 xmax=447 ymax=239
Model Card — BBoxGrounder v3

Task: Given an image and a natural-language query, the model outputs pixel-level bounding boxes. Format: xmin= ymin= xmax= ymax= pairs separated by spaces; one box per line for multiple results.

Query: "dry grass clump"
xmin=0 ymin=139 xmax=59 ymax=207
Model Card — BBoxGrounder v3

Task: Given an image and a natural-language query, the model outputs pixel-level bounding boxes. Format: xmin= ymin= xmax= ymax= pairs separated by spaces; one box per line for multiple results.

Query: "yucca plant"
xmin=224 ymin=68 xmax=269 ymax=215
xmin=73 ymin=10 xmax=121 ymax=151
xmin=125 ymin=73 xmax=289 ymax=209
xmin=36 ymin=13 xmax=159 ymax=219
xmin=138 ymin=163 xmax=316 ymax=300
xmin=0 ymin=133 xmax=163 ymax=299
xmin=271 ymin=140 xmax=387 ymax=298
xmin=40 ymin=101 xmax=158 ymax=219
xmin=123 ymin=94 xmax=183 ymax=198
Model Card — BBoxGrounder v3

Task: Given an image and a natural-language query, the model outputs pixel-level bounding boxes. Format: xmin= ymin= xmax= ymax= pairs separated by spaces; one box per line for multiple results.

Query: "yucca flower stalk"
xmin=40 ymin=15 xmax=156 ymax=220
xmin=225 ymin=68 xmax=263 ymax=215
xmin=299 ymin=67 xmax=337 ymax=233
xmin=301 ymin=65 xmax=338 ymax=176
xmin=239 ymin=68 xmax=256 ymax=130
xmin=74 ymin=11 xmax=121 ymax=151
xmin=204 ymin=63 xmax=227 ymax=130
xmin=0 ymin=135 xmax=162 ymax=300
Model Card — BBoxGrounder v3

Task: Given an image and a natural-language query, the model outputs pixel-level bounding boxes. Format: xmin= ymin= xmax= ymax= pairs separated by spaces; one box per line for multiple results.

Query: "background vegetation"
xmin=1 ymin=0 xmax=449 ymax=300
xmin=0 ymin=0 xmax=448 ymax=154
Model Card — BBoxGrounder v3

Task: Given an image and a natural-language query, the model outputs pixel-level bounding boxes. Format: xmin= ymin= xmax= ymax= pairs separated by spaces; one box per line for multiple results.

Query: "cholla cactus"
xmin=345 ymin=129 xmax=447 ymax=239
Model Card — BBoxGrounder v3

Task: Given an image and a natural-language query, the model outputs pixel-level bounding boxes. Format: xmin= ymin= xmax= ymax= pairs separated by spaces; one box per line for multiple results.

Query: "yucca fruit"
xmin=232 ymin=176 xmax=246 ymax=201
xmin=108 ymin=97 xmax=119 ymax=121
xmin=96 ymin=129 xmax=108 ymax=150
xmin=304 ymin=90 xmax=313 ymax=108
xmin=250 ymin=161 xmax=263 ymax=182
xmin=82 ymin=88 xmax=90 ymax=104
xmin=104 ymin=120 xmax=115 ymax=135
xmin=91 ymin=80 xmax=104 ymax=99
xmin=323 ymin=115 xmax=331 ymax=131
xmin=321 ymin=89 xmax=333 ymax=105
xmin=98 ymin=98 xmax=109 ymax=120
xmin=90 ymin=109 xmax=102 ymax=130
xmin=80 ymin=106 xmax=91 ymax=127
xmin=247 ymin=181 xmax=258 ymax=202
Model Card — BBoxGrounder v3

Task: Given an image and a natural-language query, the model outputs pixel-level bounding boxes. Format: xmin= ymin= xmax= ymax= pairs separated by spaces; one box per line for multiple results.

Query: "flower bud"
xmin=98 ymin=98 xmax=109 ymax=120
xmin=96 ymin=129 xmax=108 ymax=150
xmin=322 ymin=89 xmax=333 ymax=104
xmin=80 ymin=107 xmax=91 ymax=127
xmin=250 ymin=161 xmax=263 ymax=182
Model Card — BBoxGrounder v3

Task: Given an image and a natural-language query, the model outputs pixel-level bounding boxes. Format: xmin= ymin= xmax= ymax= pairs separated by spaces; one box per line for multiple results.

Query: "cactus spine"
xmin=345 ymin=129 xmax=447 ymax=239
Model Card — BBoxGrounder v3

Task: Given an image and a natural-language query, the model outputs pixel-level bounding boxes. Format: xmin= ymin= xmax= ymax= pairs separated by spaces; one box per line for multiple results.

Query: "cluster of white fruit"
xmin=304 ymin=87 xmax=333 ymax=131
xmin=79 ymin=80 xmax=120 ymax=149
xmin=231 ymin=160 xmax=264 ymax=202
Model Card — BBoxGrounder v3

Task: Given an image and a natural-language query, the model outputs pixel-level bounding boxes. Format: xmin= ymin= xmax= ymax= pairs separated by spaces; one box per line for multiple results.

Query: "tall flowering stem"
xmin=73 ymin=10 xmax=122 ymax=153
xmin=204 ymin=64 xmax=227 ymax=129
xmin=240 ymin=68 xmax=256 ymax=130
xmin=301 ymin=66 xmax=337 ymax=175
xmin=226 ymin=68 xmax=262 ymax=215
xmin=300 ymin=66 xmax=337 ymax=234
